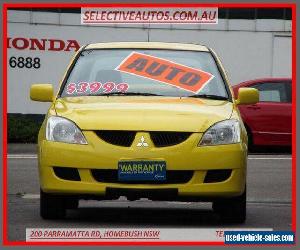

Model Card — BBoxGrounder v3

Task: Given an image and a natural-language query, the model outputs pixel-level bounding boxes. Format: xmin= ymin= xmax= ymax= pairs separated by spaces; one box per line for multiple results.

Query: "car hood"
xmin=54 ymin=96 xmax=233 ymax=132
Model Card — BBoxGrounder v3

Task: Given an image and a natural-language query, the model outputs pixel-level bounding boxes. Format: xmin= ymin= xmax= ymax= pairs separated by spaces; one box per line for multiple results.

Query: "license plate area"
xmin=118 ymin=160 xmax=166 ymax=182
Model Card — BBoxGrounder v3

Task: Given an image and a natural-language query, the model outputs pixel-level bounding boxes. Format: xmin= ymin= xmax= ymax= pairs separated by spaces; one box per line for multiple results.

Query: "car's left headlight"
xmin=199 ymin=119 xmax=241 ymax=146
xmin=46 ymin=116 xmax=87 ymax=144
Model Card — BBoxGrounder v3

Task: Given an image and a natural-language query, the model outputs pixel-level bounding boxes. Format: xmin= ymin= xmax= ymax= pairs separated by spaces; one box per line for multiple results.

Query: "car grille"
xmin=53 ymin=167 xmax=81 ymax=181
xmin=204 ymin=169 xmax=232 ymax=183
xmin=91 ymin=169 xmax=194 ymax=184
xmin=95 ymin=130 xmax=136 ymax=147
xmin=150 ymin=132 xmax=192 ymax=147
xmin=95 ymin=131 xmax=191 ymax=147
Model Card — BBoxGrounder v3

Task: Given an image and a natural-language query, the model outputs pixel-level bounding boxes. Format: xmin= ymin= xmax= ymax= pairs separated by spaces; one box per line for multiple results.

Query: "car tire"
xmin=213 ymin=188 xmax=246 ymax=223
xmin=65 ymin=196 xmax=79 ymax=209
xmin=40 ymin=189 xmax=66 ymax=219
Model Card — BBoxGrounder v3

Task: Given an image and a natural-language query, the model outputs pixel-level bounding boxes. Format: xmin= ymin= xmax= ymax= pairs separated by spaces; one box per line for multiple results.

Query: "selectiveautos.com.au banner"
xmin=81 ymin=8 xmax=218 ymax=24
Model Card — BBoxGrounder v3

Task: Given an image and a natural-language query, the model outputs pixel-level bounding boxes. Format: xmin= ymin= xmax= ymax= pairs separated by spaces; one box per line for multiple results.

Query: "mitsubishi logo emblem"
xmin=137 ymin=136 xmax=149 ymax=147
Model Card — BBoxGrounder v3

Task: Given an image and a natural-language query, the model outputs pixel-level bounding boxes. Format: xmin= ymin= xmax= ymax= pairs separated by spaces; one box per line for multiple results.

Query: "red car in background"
xmin=233 ymin=78 xmax=292 ymax=149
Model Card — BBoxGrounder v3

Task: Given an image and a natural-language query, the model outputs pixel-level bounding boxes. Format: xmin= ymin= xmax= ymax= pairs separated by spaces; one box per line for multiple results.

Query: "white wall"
xmin=8 ymin=10 xmax=292 ymax=114
xmin=272 ymin=35 xmax=292 ymax=77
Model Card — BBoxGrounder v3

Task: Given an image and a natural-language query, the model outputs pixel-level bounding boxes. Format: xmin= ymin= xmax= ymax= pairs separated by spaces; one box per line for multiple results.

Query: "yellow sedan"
xmin=30 ymin=42 xmax=258 ymax=222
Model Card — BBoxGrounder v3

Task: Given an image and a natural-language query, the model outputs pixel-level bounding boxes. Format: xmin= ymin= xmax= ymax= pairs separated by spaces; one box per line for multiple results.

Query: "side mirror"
xmin=30 ymin=84 xmax=54 ymax=102
xmin=235 ymin=87 xmax=259 ymax=105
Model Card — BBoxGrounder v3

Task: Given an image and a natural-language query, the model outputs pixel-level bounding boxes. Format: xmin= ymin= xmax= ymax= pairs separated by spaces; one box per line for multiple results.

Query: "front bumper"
xmin=39 ymin=131 xmax=247 ymax=199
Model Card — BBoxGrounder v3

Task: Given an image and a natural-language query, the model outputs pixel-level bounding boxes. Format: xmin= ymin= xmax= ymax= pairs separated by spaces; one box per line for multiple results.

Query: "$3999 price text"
xmin=9 ymin=56 xmax=41 ymax=69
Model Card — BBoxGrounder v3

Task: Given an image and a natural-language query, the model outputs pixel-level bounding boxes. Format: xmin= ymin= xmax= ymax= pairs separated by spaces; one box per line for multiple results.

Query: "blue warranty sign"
xmin=118 ymin=161 xmax=166 ymax=182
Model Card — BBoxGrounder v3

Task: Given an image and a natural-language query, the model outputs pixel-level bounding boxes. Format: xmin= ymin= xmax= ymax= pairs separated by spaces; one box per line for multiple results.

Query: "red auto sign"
xmin=116 ymin=52 xmax=214 ymax=93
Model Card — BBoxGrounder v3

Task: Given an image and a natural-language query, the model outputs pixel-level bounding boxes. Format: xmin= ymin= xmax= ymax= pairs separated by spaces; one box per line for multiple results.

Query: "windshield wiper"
xmin=89 ymin=92 xmax=164 ymax=97
xmin=187 ymin=94 xmax=228 ymax=100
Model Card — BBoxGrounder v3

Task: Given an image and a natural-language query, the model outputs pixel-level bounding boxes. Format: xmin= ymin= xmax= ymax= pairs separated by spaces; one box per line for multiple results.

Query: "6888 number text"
xmin=9 ymin=56 xmax=41 ymax=69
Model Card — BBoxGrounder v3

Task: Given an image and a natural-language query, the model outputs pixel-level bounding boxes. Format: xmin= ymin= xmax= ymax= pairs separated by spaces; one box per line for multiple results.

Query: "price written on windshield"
xmin=66 ymin=82 xmax=129 ymax=95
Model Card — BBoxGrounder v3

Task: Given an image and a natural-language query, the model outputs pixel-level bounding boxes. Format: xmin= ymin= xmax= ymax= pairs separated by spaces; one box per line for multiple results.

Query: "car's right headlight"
xmin=46 ymin=116 xmax=87 ymax=144
xmin=199 ymin=119 xmax=241 ymax=146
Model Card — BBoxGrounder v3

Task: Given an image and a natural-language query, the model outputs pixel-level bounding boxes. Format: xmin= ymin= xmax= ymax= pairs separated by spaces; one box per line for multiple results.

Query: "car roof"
xmin=85 ymin=42 xmax=209 ymax=52
xmin=233 ymin=77 xmax=292 ymax=88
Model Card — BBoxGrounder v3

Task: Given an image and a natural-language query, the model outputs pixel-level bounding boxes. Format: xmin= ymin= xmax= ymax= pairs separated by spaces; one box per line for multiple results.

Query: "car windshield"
xmin=61 ymin=49 xmax=229 ymax=99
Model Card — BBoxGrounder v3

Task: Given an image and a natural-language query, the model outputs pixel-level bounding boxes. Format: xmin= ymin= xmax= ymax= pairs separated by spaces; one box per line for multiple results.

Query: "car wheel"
xmin=40 ymin=189 xmax=66 ymax=219
xmin=213 ymin=188 xmax=246 ymax=223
